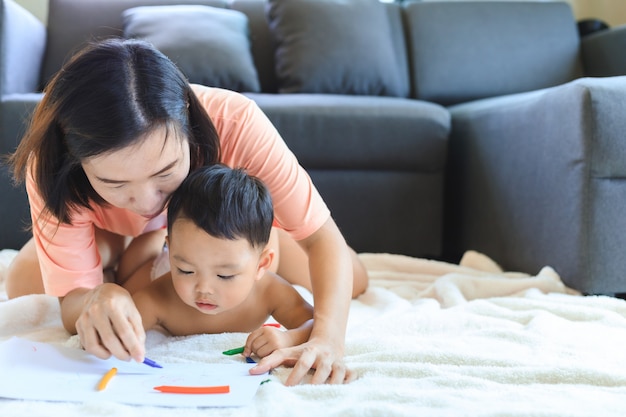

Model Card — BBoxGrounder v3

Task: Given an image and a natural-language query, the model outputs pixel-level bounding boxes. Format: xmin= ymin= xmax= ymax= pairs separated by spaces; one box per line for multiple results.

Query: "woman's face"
xmin=81 ymin=126 xmax=191 ymax=219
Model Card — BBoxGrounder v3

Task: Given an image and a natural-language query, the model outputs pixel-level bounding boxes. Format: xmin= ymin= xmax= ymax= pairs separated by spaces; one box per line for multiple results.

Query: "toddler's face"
xmin=167 ymin=218 xmax=268 ymax=314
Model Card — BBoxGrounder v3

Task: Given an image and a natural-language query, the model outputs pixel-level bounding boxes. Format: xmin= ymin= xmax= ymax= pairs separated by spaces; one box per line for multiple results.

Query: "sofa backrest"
xmin=43 ymin=0 xmax=408 ymax=95
xmin=43 ymin=0 xmax=229 ymax=87
xmin=43 ymin=0 xmax=583 ymax=103
xmin=229 ymin=0 xmax=277 ymax=92
xmin=403 ymin=1 xmax=584 ymax=106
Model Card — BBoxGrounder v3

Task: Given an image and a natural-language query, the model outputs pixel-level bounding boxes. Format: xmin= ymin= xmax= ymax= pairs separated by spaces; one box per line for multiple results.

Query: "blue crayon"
xmin=143 ymin=357 xmax=163 ymax=368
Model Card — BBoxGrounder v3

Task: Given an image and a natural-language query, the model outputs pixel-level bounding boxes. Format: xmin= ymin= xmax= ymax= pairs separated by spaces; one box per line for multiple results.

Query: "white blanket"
xmin=2 ymin=248 xmax=626 ymax=416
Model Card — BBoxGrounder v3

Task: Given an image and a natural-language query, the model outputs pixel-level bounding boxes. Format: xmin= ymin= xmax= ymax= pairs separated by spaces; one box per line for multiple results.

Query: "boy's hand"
xmin=243 ymin=326 xmax=291 ymax=358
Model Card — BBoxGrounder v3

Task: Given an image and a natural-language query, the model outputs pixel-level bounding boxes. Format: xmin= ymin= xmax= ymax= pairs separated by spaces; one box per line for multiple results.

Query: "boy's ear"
xmin=256 ymin=247 xmax=275 ymax=280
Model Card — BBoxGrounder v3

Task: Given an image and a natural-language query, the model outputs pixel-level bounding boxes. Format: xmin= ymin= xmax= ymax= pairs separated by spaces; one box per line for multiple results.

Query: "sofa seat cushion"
xmin=0 ymin=92 xmax=43 ymax=152
xmin=123 ymin=4 xmax=260 ymax=92
xmin=245 ymin=93 xmax=450 ymax=172
xmin=266 ymin=0 xmax=409 ymax=97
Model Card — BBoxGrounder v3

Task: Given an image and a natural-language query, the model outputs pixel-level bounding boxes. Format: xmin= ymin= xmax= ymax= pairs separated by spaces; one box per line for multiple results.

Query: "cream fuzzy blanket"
xmin=2 ymin=249 xmax=626 ymax=416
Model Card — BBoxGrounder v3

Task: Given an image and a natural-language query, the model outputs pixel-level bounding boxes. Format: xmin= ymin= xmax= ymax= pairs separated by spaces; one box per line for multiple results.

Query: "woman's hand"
xmin=249 ymin=335 xmax=355 ymax=385
xmin=61 ymin=283 xmax=146 ymax=362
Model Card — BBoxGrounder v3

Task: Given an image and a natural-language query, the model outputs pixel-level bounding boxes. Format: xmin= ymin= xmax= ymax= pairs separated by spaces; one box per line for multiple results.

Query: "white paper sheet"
xmin=0 ymin=337 xmax=267 ymax=407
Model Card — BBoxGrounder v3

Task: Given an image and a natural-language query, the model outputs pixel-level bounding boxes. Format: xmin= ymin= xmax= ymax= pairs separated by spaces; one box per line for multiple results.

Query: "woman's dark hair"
xmin=9 ymin=38 xmax=220 ymax=224
xmin=167 ymin=165 xmax=274 ymax=249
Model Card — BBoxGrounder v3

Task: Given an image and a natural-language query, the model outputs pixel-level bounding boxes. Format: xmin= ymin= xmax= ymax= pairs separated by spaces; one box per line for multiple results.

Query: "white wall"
xmin=565 ymin=0 xmax=626 ymax=27
xmin=13 ymin=0 xmax=48 ymax=23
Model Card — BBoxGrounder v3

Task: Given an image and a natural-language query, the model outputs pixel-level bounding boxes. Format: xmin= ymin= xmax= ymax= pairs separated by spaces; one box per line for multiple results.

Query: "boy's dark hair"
xmin=167 ymin=165 xmax=273 ymax=249
xmin=9 ymin=38 xmax=220 ymax=224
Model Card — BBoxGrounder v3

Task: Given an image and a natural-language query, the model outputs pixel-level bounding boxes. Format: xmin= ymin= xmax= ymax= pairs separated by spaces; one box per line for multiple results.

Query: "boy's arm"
xmin=244 ymin=277 xmax=314 ymax=357
xmin=268 ymin=276 xmax=314 ymax=330
xmin=280 ymin=318 xmax=314 ymax=348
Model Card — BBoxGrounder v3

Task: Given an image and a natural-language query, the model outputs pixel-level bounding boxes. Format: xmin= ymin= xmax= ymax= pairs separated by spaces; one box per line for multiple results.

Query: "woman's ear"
xmin=256 ymin=247 xmax=275 ymax=281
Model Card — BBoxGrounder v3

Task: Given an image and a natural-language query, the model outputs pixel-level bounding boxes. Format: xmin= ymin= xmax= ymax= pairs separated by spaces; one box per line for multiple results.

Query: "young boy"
xmin=132 ymin=165 xmax=314 ymax=359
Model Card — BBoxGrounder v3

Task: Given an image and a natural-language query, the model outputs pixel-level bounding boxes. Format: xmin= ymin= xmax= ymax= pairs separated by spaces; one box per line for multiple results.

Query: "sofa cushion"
xmin=245 ymin=93 xmax=449 ymax=171
xmin=122 ymin=5 xmax=261 ymax=92
xmin=404 ymin=1 xmax=583 ymax=106
xmin=266 ymin=0 xmax=408 ymax=97
xmin=245 ymin=93 xmax=449 ymax=257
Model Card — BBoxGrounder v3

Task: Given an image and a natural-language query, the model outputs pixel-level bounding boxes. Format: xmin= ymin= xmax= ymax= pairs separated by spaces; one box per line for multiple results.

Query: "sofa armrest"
xmin=444 ymin=76 xmax=626 ymax=295
xmin=0 ymin=0 xmax=46 ymax=95
xmin=581 ymin=25 xmax=626 ymax=76
xmin=0 ymin=93 xmax=42 ymax=249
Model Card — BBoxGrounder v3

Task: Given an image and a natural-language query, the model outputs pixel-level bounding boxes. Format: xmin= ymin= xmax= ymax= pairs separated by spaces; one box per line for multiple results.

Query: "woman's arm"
xmin=250 ymin=217 xmax=354 ymax=385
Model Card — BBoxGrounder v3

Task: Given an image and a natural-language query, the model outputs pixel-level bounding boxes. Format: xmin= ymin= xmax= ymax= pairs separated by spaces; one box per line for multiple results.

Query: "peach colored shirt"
xmin=27 ymin=85 xmax=329 ymax=296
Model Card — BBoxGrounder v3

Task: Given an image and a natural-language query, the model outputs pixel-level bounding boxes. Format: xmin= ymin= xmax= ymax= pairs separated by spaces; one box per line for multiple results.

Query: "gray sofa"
xmin=2 ymin=0 xmax=626 ymax=296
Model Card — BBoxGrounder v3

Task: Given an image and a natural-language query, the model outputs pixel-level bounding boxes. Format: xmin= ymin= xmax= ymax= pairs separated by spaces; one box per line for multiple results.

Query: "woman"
xmin=6 ymin=39 xmax=368 ymax=386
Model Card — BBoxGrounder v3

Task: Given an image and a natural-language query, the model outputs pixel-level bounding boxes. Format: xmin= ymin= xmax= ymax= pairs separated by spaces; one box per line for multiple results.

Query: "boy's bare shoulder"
xmin=137 ymin=274 xmax=176 ymax=302
xmin=257 ymin=271 xmax=292 ymax=295
xmin=256 ymin=271 xmax=310 ymax=308
xmin=133 ymin=274 xmax=179 ymax=318
xmin=254 ymin=271 xmax=313 ymax=330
